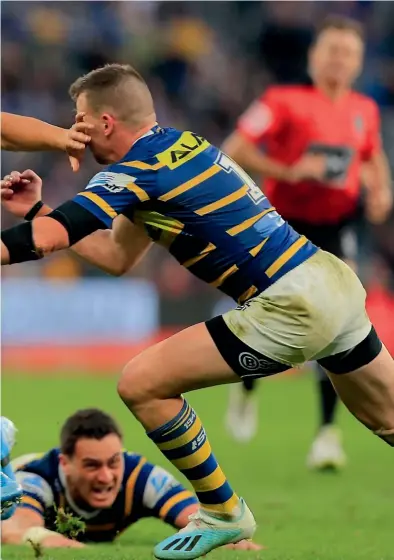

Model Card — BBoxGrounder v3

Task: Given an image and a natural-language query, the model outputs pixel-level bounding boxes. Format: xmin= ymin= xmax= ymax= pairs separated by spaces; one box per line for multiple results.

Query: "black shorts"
xmin=206 ymin=316 xmax=382 ymax=379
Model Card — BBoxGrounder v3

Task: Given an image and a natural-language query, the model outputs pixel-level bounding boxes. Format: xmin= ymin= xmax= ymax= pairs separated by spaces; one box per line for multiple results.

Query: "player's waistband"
xmin=222 ymin=238 xmax=319 ymax=305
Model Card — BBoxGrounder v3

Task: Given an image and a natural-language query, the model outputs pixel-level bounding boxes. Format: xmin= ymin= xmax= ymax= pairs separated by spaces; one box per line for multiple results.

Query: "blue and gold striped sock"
xmin=148 ymin=399 xmax=240 ymax=517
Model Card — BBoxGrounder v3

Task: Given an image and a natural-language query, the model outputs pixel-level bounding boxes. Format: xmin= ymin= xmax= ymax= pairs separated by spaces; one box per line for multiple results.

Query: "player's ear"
xmin=59 ymin=453 xmax=71 ymax=473
xmin=102 ymin=114 xmax=115 ymax=136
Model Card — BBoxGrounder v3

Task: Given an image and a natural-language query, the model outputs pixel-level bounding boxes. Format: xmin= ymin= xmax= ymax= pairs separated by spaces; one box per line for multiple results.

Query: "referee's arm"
xmin=362 ymin=149 xmax=393 ymax=224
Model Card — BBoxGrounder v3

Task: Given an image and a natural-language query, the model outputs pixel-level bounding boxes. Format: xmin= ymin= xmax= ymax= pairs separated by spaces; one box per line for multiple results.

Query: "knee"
xmin=117 ymin=356 xmax=154 ymax=409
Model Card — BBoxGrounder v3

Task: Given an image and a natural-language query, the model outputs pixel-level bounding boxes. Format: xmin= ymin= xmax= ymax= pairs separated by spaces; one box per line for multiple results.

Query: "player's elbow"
xmin=1 ymin=525 xmax=24 ymax=545
xmin=1 ymin=139 xmax=18 ymax=151
xmin=1 ymin=532 xmax=20 ymax=545
xmin=105 ymin=255 xmax=134 ymax=276
xmin=109 ymin=242 xmax=152 ymax=277
xmin=107 ymin=262 xmax=129 ymax=277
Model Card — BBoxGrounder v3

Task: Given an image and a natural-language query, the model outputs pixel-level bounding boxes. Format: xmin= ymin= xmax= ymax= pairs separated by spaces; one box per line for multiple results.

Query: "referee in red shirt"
xmin=223 ymin=15 xmax=393 ymax=468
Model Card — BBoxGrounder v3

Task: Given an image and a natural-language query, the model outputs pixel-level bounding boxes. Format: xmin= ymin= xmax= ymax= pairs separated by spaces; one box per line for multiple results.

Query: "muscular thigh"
xmin=325 ymin=345 xmax=394 ymax=430
xmin=122 ymin=323 xmax=239 ymax=398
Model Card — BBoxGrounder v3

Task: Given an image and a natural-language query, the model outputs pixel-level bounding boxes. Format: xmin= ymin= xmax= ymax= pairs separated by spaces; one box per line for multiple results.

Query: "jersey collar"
xmin=132 ymin=123 xmax=161 ymax=146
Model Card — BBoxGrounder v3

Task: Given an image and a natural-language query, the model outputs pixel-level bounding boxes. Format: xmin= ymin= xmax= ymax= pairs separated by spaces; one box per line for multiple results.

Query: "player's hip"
xmin=207 ymin=250 xmax=372 ymax=372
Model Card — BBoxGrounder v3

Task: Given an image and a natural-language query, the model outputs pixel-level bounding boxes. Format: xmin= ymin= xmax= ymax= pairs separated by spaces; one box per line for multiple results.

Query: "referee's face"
xmin=310 ymin=28 xmax=364 ymax=89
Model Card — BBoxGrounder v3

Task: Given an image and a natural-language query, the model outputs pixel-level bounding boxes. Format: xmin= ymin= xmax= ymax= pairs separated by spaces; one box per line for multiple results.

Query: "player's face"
xmin=61 ymin=434 xmax=124 ymax=509
xmin=76 ymin=93 xmax=114 ymax=165
xmin=309 ymin=29 xmax=364 ymax=88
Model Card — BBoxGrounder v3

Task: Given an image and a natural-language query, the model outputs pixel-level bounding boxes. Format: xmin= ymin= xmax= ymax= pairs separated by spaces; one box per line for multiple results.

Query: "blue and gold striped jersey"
xmin=14 ymin=449 xmax=196 ymax=543
xmin=74 ymin=125 xmax=318 ymax=304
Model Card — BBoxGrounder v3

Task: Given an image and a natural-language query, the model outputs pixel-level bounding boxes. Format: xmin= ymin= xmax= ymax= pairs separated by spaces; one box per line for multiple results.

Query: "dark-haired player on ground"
xmin=1 ymin=409 xmax=260 ymax=551
xmin=1 ymin=63 xmax=394 ymax=560
xmin=223 ymin=16 xmax=393 ymax=466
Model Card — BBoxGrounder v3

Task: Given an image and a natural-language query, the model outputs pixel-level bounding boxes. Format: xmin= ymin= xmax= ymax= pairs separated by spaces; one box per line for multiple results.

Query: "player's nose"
xmin=96 ymin=466 xmax=114 ymax=484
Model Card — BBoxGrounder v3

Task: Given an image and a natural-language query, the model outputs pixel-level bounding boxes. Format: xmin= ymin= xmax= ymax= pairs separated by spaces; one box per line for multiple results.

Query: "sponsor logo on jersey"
xmin=354 ymin=115 xmax=364 ymax=133
xmin=85 ymin=172 xmax=132 ymax=193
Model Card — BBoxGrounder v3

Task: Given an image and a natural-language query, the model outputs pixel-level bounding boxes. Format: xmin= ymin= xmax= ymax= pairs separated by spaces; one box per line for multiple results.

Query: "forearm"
xmin=364 ymin=151 xmax=392 ymax=194
xmin=1 ymin=510 xmax=44 ymax=545
xmin=1 ymin=113 xmax=67 ymax=152
xmin=2 ymin=195 xmax=151 ymax=272
xmin=3 ymin=526 xmax=82 ymax=548
xmin=1 ymin=525 xmax=44 ymax=545
xmin=1 ymin=216 xmax=69 ymax=265
xmin=71 ymin=230 xmax=148 ymax=276
xmin=1 ymin=201 xmax=116 ymax=271
xmin=222 ymin=133 xmax=289 ymax=181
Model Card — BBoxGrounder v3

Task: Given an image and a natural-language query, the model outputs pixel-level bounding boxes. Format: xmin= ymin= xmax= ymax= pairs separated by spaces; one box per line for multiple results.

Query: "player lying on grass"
xmin=1 ymin=111 xmax=92 ymax=171
xmin=1 ymin=64 xmax=394 ymax=560
xmin=1 ymin=409 xmax=261 ymax=551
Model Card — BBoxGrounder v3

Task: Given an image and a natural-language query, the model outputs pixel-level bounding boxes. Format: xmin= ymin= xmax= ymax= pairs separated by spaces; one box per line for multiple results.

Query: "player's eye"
xmin=84 ymin=462 xmax=100 ymax=470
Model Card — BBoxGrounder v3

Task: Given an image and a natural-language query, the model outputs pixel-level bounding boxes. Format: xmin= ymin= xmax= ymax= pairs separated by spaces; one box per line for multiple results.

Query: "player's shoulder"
xmin=13 ymin=447 xmax=60 ymax=475
xmin=122 ymin=450 xmax=146 ymax=469
xmin=115 ymin=126 xmax=184 ymax=168
xmin=95 ymin=126 xmax=182 ymax=181
xmin=122 ymin=451 xmax=187 ymax=510
xmin=122 ymin=450 xmax=164 ymax=479
xmin=122 ymin=452 xmax=156 ymax=502
xmin=86 ymin=167 xmax=135 ymax=193
xmin=121 ymin=450 xmax=152 ymax=481
xmin=13 ymin=449 xmax=59 ymax=508
xmin=114 ymin=126 xmax=211 ymax=174
xmin=122 ymin=451 xmax=178 ymax=491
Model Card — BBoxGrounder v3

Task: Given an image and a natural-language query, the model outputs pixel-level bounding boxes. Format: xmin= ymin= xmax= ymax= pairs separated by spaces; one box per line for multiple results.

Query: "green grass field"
xmin=1 ymin=372 xmax=392 ymax=560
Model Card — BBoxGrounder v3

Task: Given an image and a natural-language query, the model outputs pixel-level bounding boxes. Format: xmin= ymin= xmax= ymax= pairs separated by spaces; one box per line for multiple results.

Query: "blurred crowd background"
xmin=2 ymin=1 xmax=394 ymax=333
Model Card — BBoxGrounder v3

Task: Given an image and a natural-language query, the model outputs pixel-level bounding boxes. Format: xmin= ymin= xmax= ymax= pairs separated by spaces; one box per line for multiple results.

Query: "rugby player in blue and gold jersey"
xmin=1 ymin=64 xmax=394 ymax=559
xmin=1 ymin=409 xmax=260 ymax=551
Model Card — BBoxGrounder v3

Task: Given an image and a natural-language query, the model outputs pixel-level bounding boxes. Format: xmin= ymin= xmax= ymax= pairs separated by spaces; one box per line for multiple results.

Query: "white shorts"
xmin=220 ymin=250 xmax=371 ymax=368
